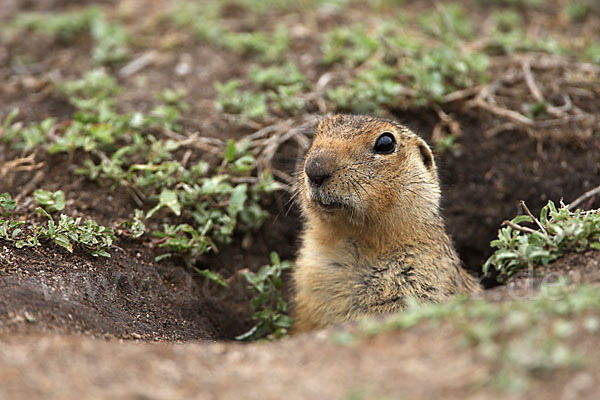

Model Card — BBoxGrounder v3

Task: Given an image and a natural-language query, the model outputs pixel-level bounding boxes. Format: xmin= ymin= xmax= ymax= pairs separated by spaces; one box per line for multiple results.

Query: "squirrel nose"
xmin=304 ymin=150 xmax=334 ymax=187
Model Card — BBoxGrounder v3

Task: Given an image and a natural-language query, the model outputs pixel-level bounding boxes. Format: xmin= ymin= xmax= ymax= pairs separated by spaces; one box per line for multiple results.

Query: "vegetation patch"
xmin=235 ymin=252 xmax=294 ymax=341
xmin=0 ymin=191 xmax=115 ymax=257
xmin=349 ymin=282 xmax=600 ymax=392
xmin=484 ymin=201 xmax=600 ymax=283
xmin=11 ymin=6 xmax=129 ymax=65
xmin=1 ymin=69 xmax=282 ymax=290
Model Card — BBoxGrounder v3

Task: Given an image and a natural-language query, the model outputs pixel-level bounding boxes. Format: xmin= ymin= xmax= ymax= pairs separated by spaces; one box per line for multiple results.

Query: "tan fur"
xmin=292 ymin=114 xmax=479 ymax=332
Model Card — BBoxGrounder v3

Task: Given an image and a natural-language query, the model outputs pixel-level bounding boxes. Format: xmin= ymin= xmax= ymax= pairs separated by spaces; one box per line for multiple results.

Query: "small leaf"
xmin=224 ymin=139 xmax=237 ymax=163
xmin=512 ymin=215 xmax=533 ymax=224
xmin=147 ymin=189 xmax=181 ymax=218
xmin=227 ymin=184 xmax=247 ymax=217
xmin=273 ymin=314 xmax=294 ymax=329
xmin=0 ymin=193 xmax=16 ymax=213
xmin=234 ymin=324 xmax=260 ymax=341
xmin=270 ymin=251 xmax=280 ymax=266
xmin=494 ymin=250 xmax=520 ymax=261
xmin=155 ymin=253 xmax=172 ymax=262
xmin=52 ymin=234 xmax=73 ymax=253
xmin=159 ymin=189 xmax=181 ymax=216
xmin=145 ymin=203 xmax=162 ymax=219
xmin=540 ymin=204 xmax=549 ymax=224
xmin=34 ymin=189 xmax=66 ymax=212
xmin=35 ymin=206 xmax=52 ymax=220
xmin=194 ymin=268 xmax=228 ymax=287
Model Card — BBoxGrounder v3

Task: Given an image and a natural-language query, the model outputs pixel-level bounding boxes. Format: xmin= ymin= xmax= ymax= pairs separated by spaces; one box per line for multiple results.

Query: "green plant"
xmin=168 ymin=1 xmax=225 ymax=42
xmin=564 ymin=0 xmax=593 ymax=22
xmin=215 ymin=61 xmax=309 ymax=119
xmin=34 ymin=189 xmax=66 ymax=212
xmin=322 ymin=25 xmax=379 ymax=65
xmin=224 ymin=0 xmax=299 ymax=14
xmin=2 ymin=66 xmax=279 ymax=270
xmin=221 ymin=25 xmax=290 ymax=63
xmin=55 ymin=68 xmax=122 ymax=100
xmin=118 ymin=209 xmax=146 ymax=238
xmin=0 ymin=193 xmax=17 ymax=216
xmin=2 ymin=70 xmax=186 ymax=155
xmin=326 ymin=61 xmax=403 ymax=114
xmin=491 ymin=10 xmax=523 ymax=32
xmin=323 ymin=14 xmax=490 ymax=112
xmin=486 ymin=11 xmax=564 ymax=57
xmin=0 ymin=193 xmax=115 ymax=257
xmin=35 ymin=207 xmax=116 ymax=257
xmin=585 ymin=41 xmax=600 ymax=64
xmin=146 ymin=150 xmax=278 ymax=264
xmin=215 ymin=80 xmax=268 ymax=120
xmin=435 ymin=134 xmax=458 ymax=153
xmin=169 ymin=2 xmax=290 ymax=62
xmin=236 ymin=252 xmax=294 ymax=341
xmin=13 ymin=7 xmax=129 ymax=65
xmin=349 ymin=282 xmax=599 ymax=392
xmin=402 ymin=45 xmax=489 ymax=104
xmin=418 ymin=3 xmax=473 ymax=39
xmin=1 ymin=113 xmax=56 ymax=151
xmin=13 ymin=8 xmax=95 ymax=42
xmin=249 ymin=63 xmax=307 ymax=89
xmin=484 ymin=201 xmax=600 ymax=282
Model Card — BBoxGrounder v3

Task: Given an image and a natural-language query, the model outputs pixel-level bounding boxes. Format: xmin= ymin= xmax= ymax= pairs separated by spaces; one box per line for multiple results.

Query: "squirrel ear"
xmin=417 ymin=139 xmax=435 ymax=170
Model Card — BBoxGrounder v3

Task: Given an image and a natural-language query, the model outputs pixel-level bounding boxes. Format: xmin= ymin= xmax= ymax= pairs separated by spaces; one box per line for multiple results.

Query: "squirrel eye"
xmin=373 ymin=132 xmax=396 ymax=154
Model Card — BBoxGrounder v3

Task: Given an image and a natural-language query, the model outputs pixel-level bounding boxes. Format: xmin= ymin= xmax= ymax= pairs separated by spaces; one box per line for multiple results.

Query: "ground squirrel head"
xmin=298 ymin=114 xmax=441 ymax=229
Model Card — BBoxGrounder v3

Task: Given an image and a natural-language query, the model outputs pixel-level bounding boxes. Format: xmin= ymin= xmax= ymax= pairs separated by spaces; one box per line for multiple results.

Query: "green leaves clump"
xmin=0 ymin=192 xmax=115 ymax=257
xmin=216 ymin=62 xmax=309 ymax=120
xmin=327 ymin=62 xmax=403 ymax=114
xmin=13 ymin=7 xmax=96 ymax=42
xmin=2 ymin=67 xmax=278 ymax=267
xmin=249 ymin=63 xmax=307 ymax=89
xmin=0 ymin=193 xmax=17 ymax=215
xmin=1 ymin=113 xmax=56 ymax=151
xmin=322 ymin=25 xmax=379 ymax=66
xmin=221 ymin=25 xmax=290 ymax=63
xmin=34 ymin=189 xmax=66 ymax=212
xmin=215 ymin=80 xmax=269 ymax=120
xmin=118 ymin=209 xmax=146 ymax=239
xmin=236 ymin=252 xmax=294 ymax=341
xmin=169 ymin=2 xmax=290 ymax=62
xmin=13 ymin=7 xmax=129 ymax=65
xmin=322 ymin=10 xmax=489 ymax=112
xmin=418 ymin=3 xmax=473 ymax=39
xmin=403 ymin=45 xmax=489 ymax=103
xmin=35 ymin=207 xmax=115 ymax=257
xmin=147 ymin=148 xmax=278 ymax=264
xmin=55 ymin=68 xmax=122 ymax=100
xmin=564 ymin=0 xmax=593 ymax=22
xmin=351 ymin=282 xmax=600 ymax=392
xmin=484 ymin=201 xmax=600 ymax=282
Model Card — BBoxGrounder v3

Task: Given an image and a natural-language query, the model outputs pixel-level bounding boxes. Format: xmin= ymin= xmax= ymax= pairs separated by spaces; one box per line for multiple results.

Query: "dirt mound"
xmin=2 ymin=254 xmax=600 ymax=400
xmin=0 ymin=240 xmax=236 ymax=341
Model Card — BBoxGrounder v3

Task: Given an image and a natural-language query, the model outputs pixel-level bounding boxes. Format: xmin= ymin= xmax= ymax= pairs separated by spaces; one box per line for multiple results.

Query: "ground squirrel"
xmin=292 ymin=114 xmax=479 ymax=332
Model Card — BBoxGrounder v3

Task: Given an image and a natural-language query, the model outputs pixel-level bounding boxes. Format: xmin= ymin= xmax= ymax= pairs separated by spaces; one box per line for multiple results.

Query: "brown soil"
xmin=1 ymin=0 xmax=599 ymax=398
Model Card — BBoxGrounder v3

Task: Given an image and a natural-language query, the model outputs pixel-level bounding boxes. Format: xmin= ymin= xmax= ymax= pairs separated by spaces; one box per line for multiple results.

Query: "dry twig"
xmin=501 ymin=220 xmax=538 ymax=234
xmin=568 ymin=185 xmax=600 ymax=211
xmin=520 ymin=200 xmax=546 ymax=234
